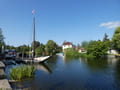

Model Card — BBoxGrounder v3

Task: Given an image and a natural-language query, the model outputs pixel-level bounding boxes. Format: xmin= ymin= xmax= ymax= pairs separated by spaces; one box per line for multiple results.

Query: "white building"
xmin=107 ymin=49 xmax=118 ymax=54
xmin=78 ymin=48 xmax=86 ymax=53
xmin=62 ymin=42 xmax=73 ymax=52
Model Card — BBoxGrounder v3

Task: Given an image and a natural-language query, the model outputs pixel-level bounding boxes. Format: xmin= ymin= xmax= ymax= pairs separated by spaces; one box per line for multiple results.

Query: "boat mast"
xmin=32 ymin=9 xmax=35 ymax=59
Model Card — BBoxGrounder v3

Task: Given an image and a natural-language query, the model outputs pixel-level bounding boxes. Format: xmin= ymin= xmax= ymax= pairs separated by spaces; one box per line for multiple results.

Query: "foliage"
xmin=0 ymin=28 xmax=4 ymax=53
xmin=31 ymin=41 xmax=40 ymax=49
xmin=36 ymin=44 xmax=45 ymax=56
xmin=65 ymin=49 xmax=80 ymax=57
xmin=9 ymin=65 xmax=35 ymax=81
xmin=80 ymin=41 xmax=89 ymax=49
xmin=87 ymin=40 xmax=108 ymax=57
xmin=112 ymin=27 xmax=120 ymax=53
xmin=16 ymin=45 xmax=29 ymax=53
xmin=64 ymin=48 xmax=95 ymax=58
xmin=45 ymin=40 xmax=57 ymax=55
xmin=0 ymin=28 xmax=4 ymax=43
xmin=103 ymin=33 xmax=109 ymax=42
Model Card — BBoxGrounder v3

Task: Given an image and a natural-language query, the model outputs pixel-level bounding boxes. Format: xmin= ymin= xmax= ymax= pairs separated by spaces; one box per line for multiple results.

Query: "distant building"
xmin=78 ymin=48 xmax=86 ymax=53
xmin=107 ymin=49 xmax=118 ymax=54
xmin=62 ymin=42 xmax=73 ymax=52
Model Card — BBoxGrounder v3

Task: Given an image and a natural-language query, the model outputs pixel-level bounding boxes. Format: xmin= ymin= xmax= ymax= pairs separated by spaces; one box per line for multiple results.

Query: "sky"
xmin=0 ymin=0 xmax=120 ymax=46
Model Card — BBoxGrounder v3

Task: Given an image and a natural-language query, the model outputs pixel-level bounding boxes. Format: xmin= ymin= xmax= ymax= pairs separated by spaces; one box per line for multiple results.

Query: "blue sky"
xmin=0 ymin=0 xmax=120 ymax=46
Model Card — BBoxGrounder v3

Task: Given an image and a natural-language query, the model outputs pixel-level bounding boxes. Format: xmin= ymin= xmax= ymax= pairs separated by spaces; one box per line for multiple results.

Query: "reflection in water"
xmin=83 ymin=58 xmax=108 ymax=72
xmin=62 ymin=55 xmax=79 ymax=64
xmin=114 ymin=59 xmax=120 ymax=89
xmin=46 ymin=56 xmax=58 ymax=70
xmin=6 ymin=55 xmax=120 ymax=89
xmin=35 ymin=63 xmax=52 ymax=74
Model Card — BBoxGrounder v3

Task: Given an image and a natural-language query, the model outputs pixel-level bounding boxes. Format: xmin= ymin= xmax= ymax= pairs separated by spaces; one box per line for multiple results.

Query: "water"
xmin=5 ymin=55 xmax=120 ymax=90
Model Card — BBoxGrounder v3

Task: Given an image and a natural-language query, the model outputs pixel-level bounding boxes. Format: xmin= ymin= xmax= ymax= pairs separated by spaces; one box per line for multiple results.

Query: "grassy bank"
xmin=65 ymin=50 xmax=95 ymax=58
xmin=9 ymin=65 xmax=35 ymax=81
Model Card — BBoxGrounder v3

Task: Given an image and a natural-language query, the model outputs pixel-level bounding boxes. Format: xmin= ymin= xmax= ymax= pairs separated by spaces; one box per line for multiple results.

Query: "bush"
xmin=65 ymin=49 xmax=80 ymax=57
xmin=9 ymin=65 xmax=35 ymax=81
xmin=87 ymin=41 xmax=108 ymax=57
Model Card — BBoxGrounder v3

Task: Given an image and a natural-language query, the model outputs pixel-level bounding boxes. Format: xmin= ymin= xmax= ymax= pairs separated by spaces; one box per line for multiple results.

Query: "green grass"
xmin=65 ymin=50 xmax=95 ymax=58
xmin=9 ymin=65 xmax=35 ymax=81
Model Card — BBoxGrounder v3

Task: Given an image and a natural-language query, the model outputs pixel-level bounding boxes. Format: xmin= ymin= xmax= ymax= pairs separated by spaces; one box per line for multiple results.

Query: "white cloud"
xmin=100 ymin=21 xmax=120 ymax=29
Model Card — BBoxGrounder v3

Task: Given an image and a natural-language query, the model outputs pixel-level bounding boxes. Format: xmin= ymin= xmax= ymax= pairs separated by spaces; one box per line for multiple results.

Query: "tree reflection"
xmin=114 ymin=58 xmax=120 ymax=88
xmin=84 ymin=58 xmax=108 ymax=72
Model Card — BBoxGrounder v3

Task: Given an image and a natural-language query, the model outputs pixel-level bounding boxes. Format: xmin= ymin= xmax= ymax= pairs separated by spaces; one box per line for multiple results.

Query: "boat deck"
xmin=22 ymin=56 xmax=50 ymax=64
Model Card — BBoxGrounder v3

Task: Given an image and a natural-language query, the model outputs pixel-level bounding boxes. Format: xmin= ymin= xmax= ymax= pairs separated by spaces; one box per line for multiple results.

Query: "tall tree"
xmin=45 ymin=40 xmax=57 ymax=55
xmin=0 ymin=28 xmax=4 ymax=53
xmin=36 ymin=44 xmax=45 ymax=56
xmin=31 ymin=41 xmax=40 ymax=49
xmin=112 ymin=27 xmax=120 ymax=53
xmin=81 ymin=41 xmax=89 ymax=49
xmin=87 ymin=40 xmax=108 ymax=57
xmin=0 ymin=28 xmax=4 ymax=43
xmin=103 ymin=33 xmax=109 ymax=42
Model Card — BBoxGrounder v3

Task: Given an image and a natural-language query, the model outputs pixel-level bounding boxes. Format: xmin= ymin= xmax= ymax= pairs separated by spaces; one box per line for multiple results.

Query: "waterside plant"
xmin=9 ymin=65 xmax=35 ymax=81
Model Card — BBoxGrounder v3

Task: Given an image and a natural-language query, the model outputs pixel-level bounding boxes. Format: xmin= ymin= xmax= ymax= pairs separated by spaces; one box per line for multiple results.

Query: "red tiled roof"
xmin=80 ymin=48 xmax=85 ymax=50
xmin=63 ymin=42 xmax=72 ymax=45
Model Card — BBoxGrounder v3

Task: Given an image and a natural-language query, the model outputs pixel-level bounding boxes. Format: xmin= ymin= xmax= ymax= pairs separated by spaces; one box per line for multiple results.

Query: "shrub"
xmin=9 ymin=65 xmax=35 ymax=81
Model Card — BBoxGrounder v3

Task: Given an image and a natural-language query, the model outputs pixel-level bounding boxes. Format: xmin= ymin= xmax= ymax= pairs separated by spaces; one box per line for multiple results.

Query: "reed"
xmin=9 ymin=65 xmax=35 ymax=81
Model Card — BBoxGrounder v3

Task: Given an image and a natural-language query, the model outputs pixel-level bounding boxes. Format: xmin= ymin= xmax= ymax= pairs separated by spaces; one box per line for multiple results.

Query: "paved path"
xmin=0 ymin=69 xmax=5 ymax=78
xmin=0 ymin=79 xmax=12 ymax=89
xmin=0 ymin=61 xmax=12 ymax=89
xmin=0 ymin=61 xmax=5 ymax=68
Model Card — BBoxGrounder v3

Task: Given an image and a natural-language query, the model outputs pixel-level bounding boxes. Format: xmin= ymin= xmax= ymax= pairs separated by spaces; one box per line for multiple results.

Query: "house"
xmin=78 ymin=48 xmax=86 ymax=53
xmin=62 ymin=42 xmax=73 ymax=52
xmin=107 ymin=49 xmax=118 ymax=54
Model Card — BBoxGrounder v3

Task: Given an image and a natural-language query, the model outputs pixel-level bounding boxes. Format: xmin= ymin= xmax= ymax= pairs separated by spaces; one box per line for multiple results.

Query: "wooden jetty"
xmin=22 ymin=56 xmax=50 ymax=64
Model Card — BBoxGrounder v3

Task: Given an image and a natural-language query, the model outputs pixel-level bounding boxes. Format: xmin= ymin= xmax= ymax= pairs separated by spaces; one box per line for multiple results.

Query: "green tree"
xmin=112 ymin=27 xmax=120 ymax=53
xmin=31 ymin=41 xmax=40 ymax=49
xmin=16 ymin=45 xmax=30 ymax=57
xmin=45 ymin=40 xmax=57 ymax=56
xmin=0 ymin=28 xmax=4 ymax=43
xmin=81 ymin=41 xmax=89 ymax=49
xmin=87 ymin=40 xmax=108 ymax=57
xmin=102 ymin=33 xmax=112 ymax=50
xmin=36 ymin=44 xmax=45 ymax=56
xmin=0 ymin=28 xmax=5 ymax=53
xmin=103 ymin=33 xmax=109 ymax=42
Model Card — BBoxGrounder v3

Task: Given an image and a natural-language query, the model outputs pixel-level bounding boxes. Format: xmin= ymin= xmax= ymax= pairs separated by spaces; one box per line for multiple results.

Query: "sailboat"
xmin=23 ymin=10 xmax=50 ymax=64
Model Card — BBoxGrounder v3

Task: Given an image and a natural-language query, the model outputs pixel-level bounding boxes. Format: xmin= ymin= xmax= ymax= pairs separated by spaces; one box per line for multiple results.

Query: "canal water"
xmin=5 ymin=54 xmax=120 ymax=89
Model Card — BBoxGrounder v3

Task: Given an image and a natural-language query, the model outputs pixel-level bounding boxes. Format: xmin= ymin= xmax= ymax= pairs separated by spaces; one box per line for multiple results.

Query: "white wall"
xmin=62 ymin=45 xmax=73 ymax=51
xmin=107 ymin=50 xmax=118 ymax=54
